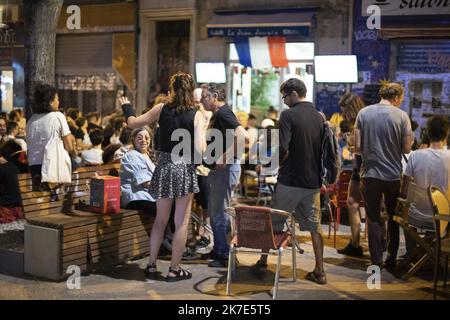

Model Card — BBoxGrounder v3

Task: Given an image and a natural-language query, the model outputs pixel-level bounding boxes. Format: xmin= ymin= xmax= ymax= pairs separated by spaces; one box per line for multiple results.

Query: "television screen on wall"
xmin=195 ymin=62 xmax=226 ymax=84
xmin=314 ymin=55 xmax=358 ymax=83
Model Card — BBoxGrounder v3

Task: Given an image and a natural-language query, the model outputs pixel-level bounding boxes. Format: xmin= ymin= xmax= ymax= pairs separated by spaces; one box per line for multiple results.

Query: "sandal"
xmin=166 ymin=266 xmax=192 ymax=282
xmin=305 ymin=271 xmax=327 ymax=285
xmin=144 ymin=263 xmax=157 ymax=280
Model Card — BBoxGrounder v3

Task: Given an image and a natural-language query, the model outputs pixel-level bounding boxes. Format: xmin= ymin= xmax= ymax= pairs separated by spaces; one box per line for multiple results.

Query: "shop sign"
xmin=362 ymin=0 xmax=449 ymax=16
xmin=208 ymin=26 xmax=310 ymax=38
xmin=0 ymin=29 xmax=17 ymax=46
xmin=0 ymin=25 xmax=24 ymax=47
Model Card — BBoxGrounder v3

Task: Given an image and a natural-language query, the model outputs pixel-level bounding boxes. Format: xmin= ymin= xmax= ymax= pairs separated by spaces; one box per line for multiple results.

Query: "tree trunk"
xmin=24 ymin=0 xmax=63 ymax=119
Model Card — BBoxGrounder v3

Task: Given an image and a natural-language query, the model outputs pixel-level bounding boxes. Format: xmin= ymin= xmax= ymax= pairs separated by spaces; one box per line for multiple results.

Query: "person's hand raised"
xmin=119 ymin=96 xmax=131 ymax=106
xmin=120 ymin=97 xmax=136 ymax=120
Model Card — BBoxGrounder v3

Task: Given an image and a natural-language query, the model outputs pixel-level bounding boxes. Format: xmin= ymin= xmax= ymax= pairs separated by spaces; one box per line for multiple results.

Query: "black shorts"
xmin=194 ymin=175 xmax=209 ymax=209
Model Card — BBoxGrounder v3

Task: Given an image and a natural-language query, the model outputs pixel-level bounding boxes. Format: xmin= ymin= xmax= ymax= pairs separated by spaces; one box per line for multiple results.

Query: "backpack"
xmin=320 ymin=120 xmax=340 ymax=185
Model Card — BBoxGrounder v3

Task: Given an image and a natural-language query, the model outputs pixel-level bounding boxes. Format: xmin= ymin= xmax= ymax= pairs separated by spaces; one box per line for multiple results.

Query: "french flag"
xmin=234 ymin=36 xmax=289 ymax=69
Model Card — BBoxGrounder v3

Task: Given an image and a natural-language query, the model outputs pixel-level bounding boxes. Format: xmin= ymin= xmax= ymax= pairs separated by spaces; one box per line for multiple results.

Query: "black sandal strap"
xmin=167 ymin=267 xmax=192 ymax=279
xmin=146 ymin=263 xmax=157 ymax=271
xmin=144 ymin=263 xmax=158 ymax=280
xmin=169 ymin=267 xmax=187 ymax=276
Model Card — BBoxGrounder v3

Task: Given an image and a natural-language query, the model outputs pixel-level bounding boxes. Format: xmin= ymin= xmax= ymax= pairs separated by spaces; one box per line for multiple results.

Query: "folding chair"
xmin=394 ymin=196 xmax=436 ymax=280
xmin=428 ymin=186 xmax=450 ymax=298
xmin=225 ymin=205 xmax=298 ymax=299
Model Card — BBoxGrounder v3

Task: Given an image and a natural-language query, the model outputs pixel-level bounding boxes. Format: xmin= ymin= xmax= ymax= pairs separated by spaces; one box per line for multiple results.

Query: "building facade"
xmin=55 ymin=0 xmax=137 ymax=116
xmin=1 ymin=0 xmax=448 ymax=125
xmin=353 ymin=0 xmax=450 ymax=138
xmin=0 ymin=0 xmax=24 ymax=113
xmin=136 ymin=0 xmax=353 ymax=117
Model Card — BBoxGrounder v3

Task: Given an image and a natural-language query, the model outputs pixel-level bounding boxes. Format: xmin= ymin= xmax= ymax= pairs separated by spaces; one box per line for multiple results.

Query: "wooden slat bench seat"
xmin=19 ymin=163 xmax=154 ymax=281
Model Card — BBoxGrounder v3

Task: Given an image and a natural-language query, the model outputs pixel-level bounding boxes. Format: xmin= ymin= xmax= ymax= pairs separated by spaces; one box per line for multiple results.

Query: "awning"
xmin=380 ymin=28 xmax=450 ymax=39
xmin=206 ymin=8 xmax=317 ymax=38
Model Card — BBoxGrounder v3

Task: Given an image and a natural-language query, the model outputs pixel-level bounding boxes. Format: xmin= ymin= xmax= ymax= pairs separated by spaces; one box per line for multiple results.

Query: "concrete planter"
xmin=0 ymin=247 xmax=24 ymax=277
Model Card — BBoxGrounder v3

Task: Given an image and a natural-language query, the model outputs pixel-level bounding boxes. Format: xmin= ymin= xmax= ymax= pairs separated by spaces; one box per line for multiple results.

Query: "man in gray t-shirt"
xmin=356 ymin=104 xmax=411 ymax=181
xmin=355 ymin=83 xmax=413 ymax=268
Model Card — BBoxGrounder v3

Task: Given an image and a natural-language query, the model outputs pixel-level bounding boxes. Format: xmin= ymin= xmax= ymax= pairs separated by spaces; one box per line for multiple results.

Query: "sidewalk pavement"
xmin=0 ymin=226 xmax=446 ymax=300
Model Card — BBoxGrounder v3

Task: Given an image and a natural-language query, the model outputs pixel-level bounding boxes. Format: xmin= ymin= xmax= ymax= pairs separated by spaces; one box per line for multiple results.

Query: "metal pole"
xmin=347 ymin=0 xmax=354 ymax=93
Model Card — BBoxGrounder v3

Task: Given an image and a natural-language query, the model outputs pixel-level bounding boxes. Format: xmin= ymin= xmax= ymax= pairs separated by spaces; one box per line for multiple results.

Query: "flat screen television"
xmin=195 ymin=62 xmax=226 ymax=84
xmin=314 ymin=55 xmax=358 ymax=83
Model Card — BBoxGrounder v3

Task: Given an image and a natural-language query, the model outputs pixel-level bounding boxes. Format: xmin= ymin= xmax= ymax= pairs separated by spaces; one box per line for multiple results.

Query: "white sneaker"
xmin=195 ymin=237 xmax=214 ymax=254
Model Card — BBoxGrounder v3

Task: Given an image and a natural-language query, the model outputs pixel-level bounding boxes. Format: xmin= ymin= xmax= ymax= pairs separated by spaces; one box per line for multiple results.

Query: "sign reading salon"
xmin=362 ymin=0 xmax=449 ymax=16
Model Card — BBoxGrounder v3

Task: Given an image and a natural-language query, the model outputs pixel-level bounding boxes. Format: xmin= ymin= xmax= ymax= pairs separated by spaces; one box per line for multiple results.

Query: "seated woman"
xmin=119 ymin=127 xmax=156 ymax=215
xmin=0 ymin=140 xmax=28 ymax=223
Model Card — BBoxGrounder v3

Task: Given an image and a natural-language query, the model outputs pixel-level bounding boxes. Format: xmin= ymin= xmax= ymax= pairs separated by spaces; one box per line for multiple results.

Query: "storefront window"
xmin=228 ymin=42 xmax=314 ymax=117
xmin=286 ymin=42 xmax=314 ymax=60
xmin=0 ymin=70 xmax=14 ymax=113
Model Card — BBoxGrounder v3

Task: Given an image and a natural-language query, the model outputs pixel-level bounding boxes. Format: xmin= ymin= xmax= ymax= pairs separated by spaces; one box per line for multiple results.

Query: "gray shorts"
xmin=270 ymin=183 xmax=322 ymax=233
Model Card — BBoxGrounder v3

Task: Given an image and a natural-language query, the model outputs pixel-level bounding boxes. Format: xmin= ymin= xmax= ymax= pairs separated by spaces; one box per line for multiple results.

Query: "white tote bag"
xmin=41 ymin=114 xmax=72 ymax=184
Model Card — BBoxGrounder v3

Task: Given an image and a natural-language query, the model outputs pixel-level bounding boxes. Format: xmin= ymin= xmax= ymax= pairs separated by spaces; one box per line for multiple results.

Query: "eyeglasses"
xmin=282 ymin=92 xmax=291 ymax=100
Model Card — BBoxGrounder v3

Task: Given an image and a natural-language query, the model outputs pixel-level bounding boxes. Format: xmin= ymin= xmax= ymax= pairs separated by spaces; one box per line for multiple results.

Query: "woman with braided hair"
xmin=119 ymin=72 xmax=207 ymax=282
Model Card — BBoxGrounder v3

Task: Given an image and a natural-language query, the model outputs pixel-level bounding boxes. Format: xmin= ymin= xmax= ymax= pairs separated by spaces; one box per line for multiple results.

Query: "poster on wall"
xmin=395 ymin=40 xmax=450 ymax=137
xmin=396 ymin=72 xmax=450 ymax=139
xmin=363 ymin=84 xmax=382 ymax=106
xmin=352 ymin=0 xmax=391 ymax=97
xmin=315 ymin=86 xmax=344 ymax=117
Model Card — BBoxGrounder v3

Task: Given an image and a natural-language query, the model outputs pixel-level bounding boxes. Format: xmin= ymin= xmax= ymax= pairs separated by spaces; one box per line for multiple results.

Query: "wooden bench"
xmin=18 ymin=163 xmax=154 ymax=281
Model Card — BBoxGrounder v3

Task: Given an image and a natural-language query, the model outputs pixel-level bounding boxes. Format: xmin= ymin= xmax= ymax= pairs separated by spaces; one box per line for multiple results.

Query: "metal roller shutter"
xmin=56 ymin=34 xmax=113 ymax=73
xmin=397 ymin=40 xmax=450 ymax=74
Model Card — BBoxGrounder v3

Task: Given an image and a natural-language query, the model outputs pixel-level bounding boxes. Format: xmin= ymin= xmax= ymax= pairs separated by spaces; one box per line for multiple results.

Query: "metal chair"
xmin=428 ymin=186 xmax=450 ymax=299
xmin=328 ymin=170 xmax=366 ymax=247
xmin=225 ymin=205 xmax=297 ymax=299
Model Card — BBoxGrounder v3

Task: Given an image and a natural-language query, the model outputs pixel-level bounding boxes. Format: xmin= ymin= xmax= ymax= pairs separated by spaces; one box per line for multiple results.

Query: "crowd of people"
xmin=0 ymin=74 xmax=449 ymax=285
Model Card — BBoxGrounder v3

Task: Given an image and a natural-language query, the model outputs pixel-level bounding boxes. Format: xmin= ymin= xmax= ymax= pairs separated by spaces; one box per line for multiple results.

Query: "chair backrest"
xmin=234 ymin=206 xmax=276 ymax=251
xmin=336 ymin=170 xmax=352 ymax=204
xmin=428 ymin=186 xmax=450 ymax=238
